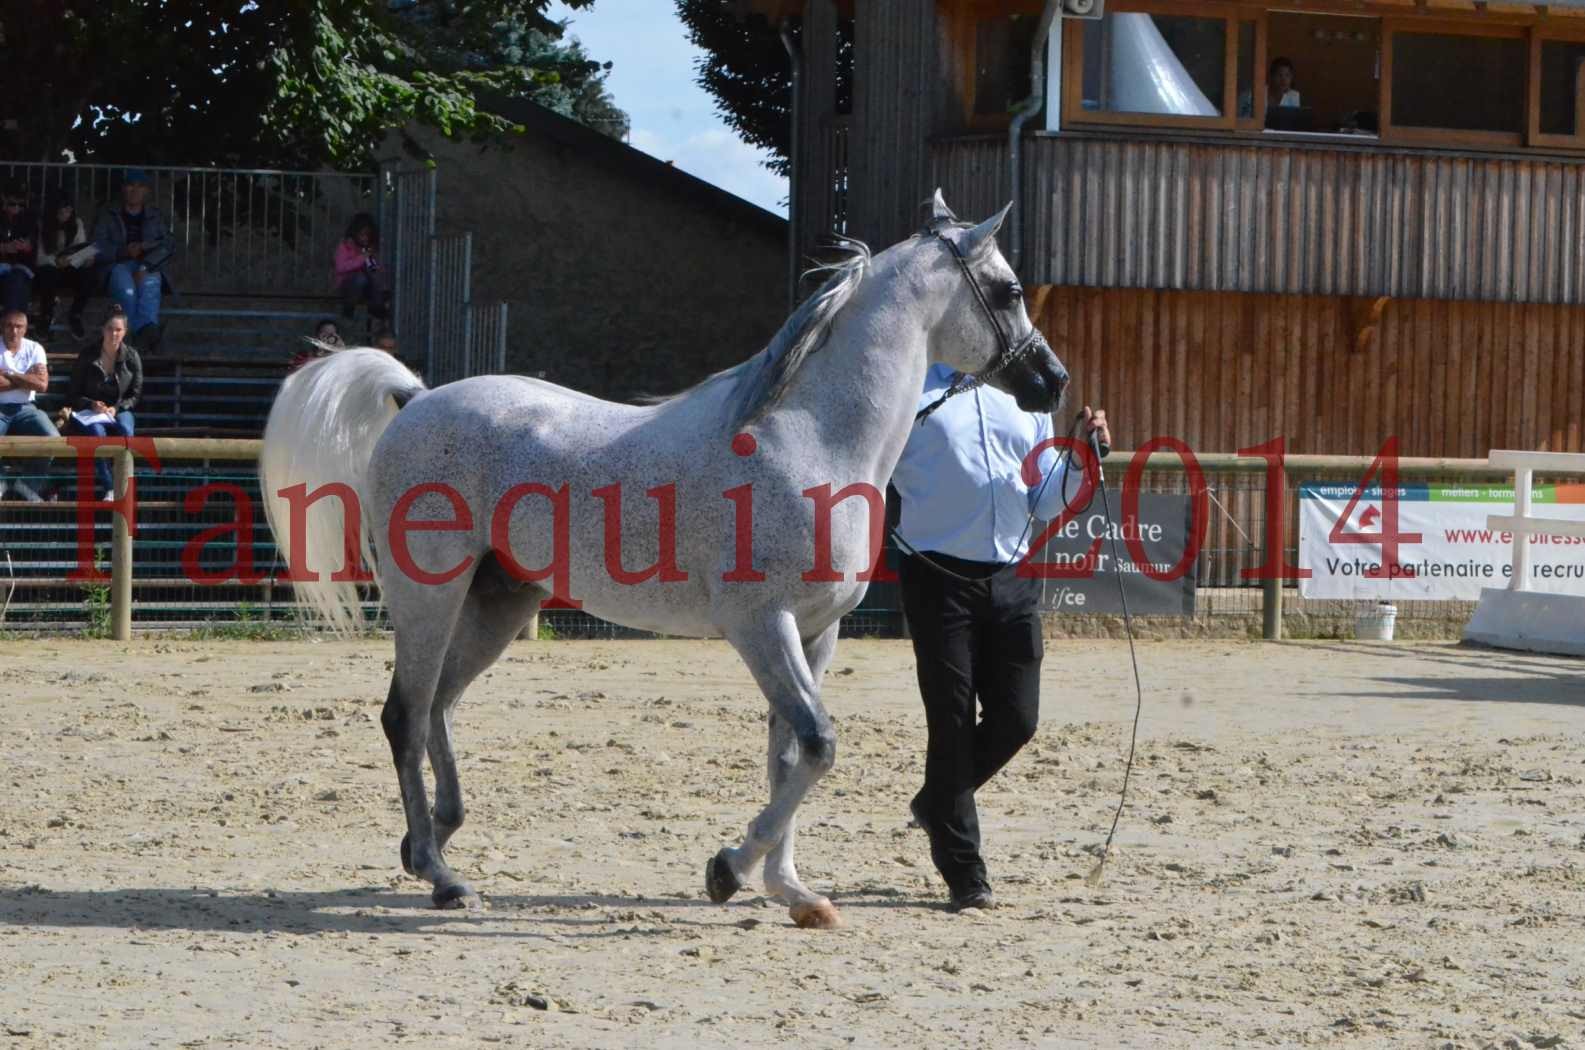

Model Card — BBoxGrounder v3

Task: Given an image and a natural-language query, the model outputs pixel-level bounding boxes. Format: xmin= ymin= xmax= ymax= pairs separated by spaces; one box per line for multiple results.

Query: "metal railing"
xmin=429 ymin=233 xmax=472 ymax=384
xmin=377 ymin=162 xmax=508 ymax=383
xmin=2 ymin=161 xmax=376 ymax=298
xmin=466 ymin=301 xmax=509 ymax=379
xmin=379 ymin=162 xmax=436 ymax=351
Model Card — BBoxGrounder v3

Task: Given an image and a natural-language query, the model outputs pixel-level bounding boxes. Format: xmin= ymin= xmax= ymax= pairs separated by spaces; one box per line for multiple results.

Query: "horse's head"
xmin=921 ymin=192 xmax=1068 ymax=413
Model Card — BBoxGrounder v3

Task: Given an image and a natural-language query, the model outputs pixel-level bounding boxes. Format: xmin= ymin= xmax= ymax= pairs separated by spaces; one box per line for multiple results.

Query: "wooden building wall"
xmin=935 ymin=135 xmax=1585 ymax=306
xmin=848 ymin=0 xmax=940 ymax=248
xmin=1035 ymin=286 xmax=1585 ymax=457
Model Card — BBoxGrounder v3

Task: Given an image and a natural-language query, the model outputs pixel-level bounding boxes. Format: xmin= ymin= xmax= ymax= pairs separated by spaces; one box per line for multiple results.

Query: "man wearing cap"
xmin=93 ymin=169 xmax=175 ymax=350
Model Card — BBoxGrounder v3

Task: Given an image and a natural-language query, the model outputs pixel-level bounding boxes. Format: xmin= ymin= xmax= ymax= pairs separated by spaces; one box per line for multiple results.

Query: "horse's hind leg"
xmin=762 ymin=622 xmax=839 ymax=911
xmin=426 ymin=562 xmax=545 ymax=859
xmin=709 ymin=611 xmax=842 ymax=929
xmin=381 ymin=575 xmax=475 ymax=908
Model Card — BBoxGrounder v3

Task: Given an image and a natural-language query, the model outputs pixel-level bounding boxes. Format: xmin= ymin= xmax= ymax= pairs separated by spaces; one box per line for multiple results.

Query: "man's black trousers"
xmin=898 ymin=552 xmax=1043 ymax=892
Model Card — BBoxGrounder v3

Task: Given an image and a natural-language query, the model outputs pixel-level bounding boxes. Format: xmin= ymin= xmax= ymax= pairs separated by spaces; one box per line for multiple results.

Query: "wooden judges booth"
xmin=746 ymin=0 xmax=1585 ymax=457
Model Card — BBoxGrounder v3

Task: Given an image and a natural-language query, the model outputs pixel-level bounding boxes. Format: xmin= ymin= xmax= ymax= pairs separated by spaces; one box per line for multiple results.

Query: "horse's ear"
xmin=922 ymin=188 xmax=956 ymax=232
xmin=960 ymin=203 xmax=1012 ymax=259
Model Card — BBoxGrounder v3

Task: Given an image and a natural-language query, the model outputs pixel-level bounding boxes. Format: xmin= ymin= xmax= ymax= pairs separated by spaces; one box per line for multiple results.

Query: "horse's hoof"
xmin=432 ymin=883 xmax=480 ymax=910
xmin=705 ymin=849 xmax=742 ymax=904
xmin=789 ymin=898 xmax=842 ymax=930
xmin=399 ymin=833 xmax=416 ymax=876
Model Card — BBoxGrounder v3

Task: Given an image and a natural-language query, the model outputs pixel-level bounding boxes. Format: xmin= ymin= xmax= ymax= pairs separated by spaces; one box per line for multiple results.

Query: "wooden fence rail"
xmin=0 ymin=438 xmax=1528 ymax=640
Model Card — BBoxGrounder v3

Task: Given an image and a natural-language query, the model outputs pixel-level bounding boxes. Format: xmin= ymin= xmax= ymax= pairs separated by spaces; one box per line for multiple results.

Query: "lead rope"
xmin=1084 ymin=425 xmax=1144 ymax=887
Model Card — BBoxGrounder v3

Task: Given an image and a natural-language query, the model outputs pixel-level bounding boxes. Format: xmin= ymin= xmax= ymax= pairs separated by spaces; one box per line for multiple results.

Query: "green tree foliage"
xmin=0 ymin=0 xmax=625 ymax=169
xmin=674 ymin=2 xmax=794 ymax=177
xmin=673 ymin=2 xmax=851 ymax=179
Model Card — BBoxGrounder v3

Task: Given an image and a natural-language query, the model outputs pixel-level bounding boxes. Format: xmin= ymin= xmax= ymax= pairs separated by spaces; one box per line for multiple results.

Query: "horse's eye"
xmin=1001 ymin=283 xmax=1024 ymax=308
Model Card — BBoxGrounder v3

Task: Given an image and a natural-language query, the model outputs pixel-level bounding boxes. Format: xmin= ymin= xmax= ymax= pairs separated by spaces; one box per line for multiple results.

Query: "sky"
xmin=546 ymin=0 xmax=789 ymax=217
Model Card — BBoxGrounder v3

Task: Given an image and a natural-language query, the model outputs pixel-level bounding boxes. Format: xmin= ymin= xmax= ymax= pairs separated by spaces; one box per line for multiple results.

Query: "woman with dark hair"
xmin=63 ymin=304 xmax=142 ymax=497
xmin=1268 ymin=57 xmax=1301 ymax=108
xmin=34 ymin=196 xmax=96 ymax=338
xmin=333 ymin=212 xmax=390 ymax=323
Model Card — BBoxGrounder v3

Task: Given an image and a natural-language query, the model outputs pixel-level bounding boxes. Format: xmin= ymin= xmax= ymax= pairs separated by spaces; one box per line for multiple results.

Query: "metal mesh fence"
xmin=1 ymin=162 xmax=376 ymax=298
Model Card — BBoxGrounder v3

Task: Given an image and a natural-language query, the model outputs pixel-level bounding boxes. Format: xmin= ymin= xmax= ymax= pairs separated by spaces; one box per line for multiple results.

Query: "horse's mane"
xmin=645 ymin=239 xmax=872 ymax=430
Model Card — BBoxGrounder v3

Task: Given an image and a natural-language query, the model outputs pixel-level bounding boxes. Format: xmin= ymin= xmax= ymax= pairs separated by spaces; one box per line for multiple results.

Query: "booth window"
xmin=1236 ymin=20 xmax=1257 ymax=125
xmin=1537 ymin=39 xmax=1585 ymax=140
xmin=1073 ymin=12 xmax=1231 ymax=125
xmin=1389 ymin=30 xmax=1526 ymax=141
xmin=1056 ymin=4 xmax=1585 ymax=155
xmin=1263 ymin=11 xmax=1380 ymax=136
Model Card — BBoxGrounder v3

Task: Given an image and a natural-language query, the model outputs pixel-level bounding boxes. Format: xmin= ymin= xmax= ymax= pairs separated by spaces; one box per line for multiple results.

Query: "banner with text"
xmin=1038 ymin=493 xmax=1196 ymax=616
xmin=1298 ymin=483 xmax=1585 ymax=600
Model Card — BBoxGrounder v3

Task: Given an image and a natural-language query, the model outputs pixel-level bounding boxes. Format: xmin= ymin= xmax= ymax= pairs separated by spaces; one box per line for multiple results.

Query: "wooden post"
xmin=1262 ymin=571 xmax=1282 ymax=641
xmin=1262 ymin=478 xmax=1285 ymax=642
xmin=518 ymin=610 xmax=540 ymax=641
xmin=111 ymin=448 xmax=134 ymax=641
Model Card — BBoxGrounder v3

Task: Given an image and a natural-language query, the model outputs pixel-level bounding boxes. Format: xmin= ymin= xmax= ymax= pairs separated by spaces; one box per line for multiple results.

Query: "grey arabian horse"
xmin=260 ymin=193 xmax=1068 ymax=929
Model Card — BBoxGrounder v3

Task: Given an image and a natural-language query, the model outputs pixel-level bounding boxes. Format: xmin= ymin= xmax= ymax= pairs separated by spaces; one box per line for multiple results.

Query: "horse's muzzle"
xmin=1008 ymin=333 xmax=1068 ymax=413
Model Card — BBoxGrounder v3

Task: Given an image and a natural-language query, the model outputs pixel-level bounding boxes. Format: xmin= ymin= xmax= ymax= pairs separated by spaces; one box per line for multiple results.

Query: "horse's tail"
xmin=261 ymin=348 xmax=427 ymax=633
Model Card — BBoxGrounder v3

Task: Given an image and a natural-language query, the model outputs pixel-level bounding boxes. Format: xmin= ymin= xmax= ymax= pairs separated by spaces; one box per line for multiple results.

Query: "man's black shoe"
xmin=948 ymin=885 xmax=996 ymax=912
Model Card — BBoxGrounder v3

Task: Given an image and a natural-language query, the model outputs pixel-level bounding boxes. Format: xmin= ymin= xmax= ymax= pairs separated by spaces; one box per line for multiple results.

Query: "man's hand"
xmin=1082 ymin=406 xmax=1112 ymax=457
xmin=93 ymin=400 xmax=114 ymax=416
xmin=126 ymin=242 xmax=145 ymax=259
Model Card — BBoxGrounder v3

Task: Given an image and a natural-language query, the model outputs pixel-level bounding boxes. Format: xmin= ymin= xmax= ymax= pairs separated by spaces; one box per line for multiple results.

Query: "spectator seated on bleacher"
xmin=35 ymin=195 xmax=96 ymax=340
xmin=61 ymin=304 xmax=142 ymax=499
xmin=93 ymin=169 xmax=174 ymax=353
xmin=334 ymin=213 xmax=390 ymax=327
xmin=288 ymin=318 xmax=345 ymax=372
xmin=0 ymin=182 xmax=38 ymax=318
xmin=0 ymin=308 xmax=58 ymax=502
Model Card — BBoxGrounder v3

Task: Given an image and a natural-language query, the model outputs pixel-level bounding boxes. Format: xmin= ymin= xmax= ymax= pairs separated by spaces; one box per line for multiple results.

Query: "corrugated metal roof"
xmin=933 ymin=134 xmax=1585 ymax=305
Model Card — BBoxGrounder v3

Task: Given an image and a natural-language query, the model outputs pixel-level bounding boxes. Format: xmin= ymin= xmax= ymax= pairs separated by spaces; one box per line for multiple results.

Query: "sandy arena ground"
xmin=1 ymin=637 xmax=1583 ymax=1049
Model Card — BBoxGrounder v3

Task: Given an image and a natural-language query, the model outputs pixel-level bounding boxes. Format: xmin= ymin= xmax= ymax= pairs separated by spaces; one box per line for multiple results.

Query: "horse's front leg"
xmin=708 ymin=611 xmax=842 ymax=929
xmin=761 ymin=622 xmax=839 ymax=913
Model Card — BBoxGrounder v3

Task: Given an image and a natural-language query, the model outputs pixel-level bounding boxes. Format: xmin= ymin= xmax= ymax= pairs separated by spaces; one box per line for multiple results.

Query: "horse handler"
xmin=891 ymin=361 xmax=1111 ymax=911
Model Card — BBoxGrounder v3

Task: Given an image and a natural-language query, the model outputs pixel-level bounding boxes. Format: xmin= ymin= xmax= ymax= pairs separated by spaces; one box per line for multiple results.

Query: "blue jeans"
xmin=0 ymin=400 xmax=60 ymax=437
xmin=106 ymin=262 xmax=162 ymax=330
xmin=0 ymin=401 xmax=60 ymax=498
xmin=67 ymin=409 xmax=135 ymax=495
xmin=0 ymin=264 xmax=34 ymax=314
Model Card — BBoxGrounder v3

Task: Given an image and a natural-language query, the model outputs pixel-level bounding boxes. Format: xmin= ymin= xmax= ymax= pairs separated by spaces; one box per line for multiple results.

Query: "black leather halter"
xmin=915 ymin=224 xmax=1047 ymax=424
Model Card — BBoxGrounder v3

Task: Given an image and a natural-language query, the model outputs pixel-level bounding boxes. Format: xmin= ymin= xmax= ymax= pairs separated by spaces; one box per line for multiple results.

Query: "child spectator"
xmin=334 ymin=213 xmax=390 ymax=324
xmin=35 ymin=196 xmax=95 ymax=338
xmin=0 ymin=182 xmax=38 ymax=316
xmin=288 ymin=318 xmax=345 ymax=372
